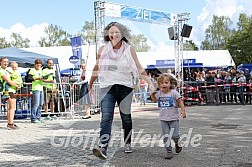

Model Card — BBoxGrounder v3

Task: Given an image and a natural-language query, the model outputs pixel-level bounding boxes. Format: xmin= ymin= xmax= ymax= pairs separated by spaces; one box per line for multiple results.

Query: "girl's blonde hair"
xmin=157 ymin=73 xmax=177 ymax=89
xmin=11 ymin=61 xmax=18 ymax=67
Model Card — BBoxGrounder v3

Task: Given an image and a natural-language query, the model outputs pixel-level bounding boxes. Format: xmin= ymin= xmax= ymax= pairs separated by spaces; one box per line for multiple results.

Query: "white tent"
xmin=23 ymin=45 xmax=235 ymax=80
xmin=137 ymin=50 xmax=235 ymax=69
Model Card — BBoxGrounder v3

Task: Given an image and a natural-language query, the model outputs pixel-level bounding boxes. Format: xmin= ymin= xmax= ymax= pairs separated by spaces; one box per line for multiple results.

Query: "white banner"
xmin=104 ymin=3 xmax=121 ymax=17
xmin=104 ymin=2 xmax=172 ymax=25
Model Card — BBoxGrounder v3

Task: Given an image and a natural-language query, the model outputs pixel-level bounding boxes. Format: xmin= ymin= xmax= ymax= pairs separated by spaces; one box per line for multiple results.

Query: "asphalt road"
xmin=0 ymin=104 xmax=252 ymax=167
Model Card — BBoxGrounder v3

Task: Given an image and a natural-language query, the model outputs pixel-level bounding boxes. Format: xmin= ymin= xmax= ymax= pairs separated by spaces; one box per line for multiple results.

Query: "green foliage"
xmin=183 ymin=40 xmax=199 ymax=51
xmin=226 ymin=13 xmax=252 ymax=65
xmin=10 ymin=33 xmax=30 ymax=48
xmin=38 ymin=24 xmax=70 ymax=47
xmin=201 ymin=13 xmax=252 ymax=65
xmin=200 ymin=15 xmax=232 ymax=50
xmin=0 ymin=33 xmax=30 ymax=49
xmin=79 ymin=21 xmax=96 ymax=45
xmin=0 ymin=37 xmax=11 ymax=49
xmin=130 ymin=34 xmax=151 ymax=52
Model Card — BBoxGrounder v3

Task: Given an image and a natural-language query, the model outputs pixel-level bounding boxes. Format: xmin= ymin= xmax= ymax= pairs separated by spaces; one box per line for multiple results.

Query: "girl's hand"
xmin=181 ymin=111 xmax=186 ymax=118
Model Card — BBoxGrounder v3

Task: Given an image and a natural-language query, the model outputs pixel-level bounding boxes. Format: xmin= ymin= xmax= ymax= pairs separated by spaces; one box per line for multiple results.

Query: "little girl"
xmin=150 ymin=73 xmax=186 ymax=159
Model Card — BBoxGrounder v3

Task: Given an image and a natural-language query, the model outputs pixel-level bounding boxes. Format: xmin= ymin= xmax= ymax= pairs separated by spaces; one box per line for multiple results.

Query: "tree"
xmin=10 ymin=33 xmax=30 ymax=48
xmin=200 ymin=15 xmax=233 ymax=50
xmin=130 ymin=34 xmax=151 ymax=52
xmin=237 ymin=13 xmax=251 ymax=31
xmin=0 ymin=37 xmax=11 ymax=49
xmin=79 ymin=21 xmax=96 ymax=45
xmin=38 ymin=24 xmax=70 ymax=47
xmin=226 ymin=13 xmax=252 ymax=65
xmin=183 ymin=40 xmax=199 ymax=51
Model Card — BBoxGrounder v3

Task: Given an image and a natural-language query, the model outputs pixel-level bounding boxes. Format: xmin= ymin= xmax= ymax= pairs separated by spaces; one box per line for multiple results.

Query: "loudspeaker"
xmin=181 ymin=24 xmax=192 ymax=38
xmin=168 ymin=27 xmax=177 ymax=40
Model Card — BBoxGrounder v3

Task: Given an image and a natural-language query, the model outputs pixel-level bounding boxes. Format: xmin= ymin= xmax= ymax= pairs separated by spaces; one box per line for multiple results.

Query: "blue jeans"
xmin=99 ymin=84 xmax=133 ymax=149
xmin=31 ymin=90 xmax=44 ymax=122
xmin=237 ymin=87 xmax=244 ymax=104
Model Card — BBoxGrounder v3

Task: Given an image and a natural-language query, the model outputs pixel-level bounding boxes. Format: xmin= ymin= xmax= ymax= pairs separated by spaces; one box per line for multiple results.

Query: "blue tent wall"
xmin=237 ymin=64 xmax=252 ymax=73
xmin=146 ymin=63 xmax=203 ymax=70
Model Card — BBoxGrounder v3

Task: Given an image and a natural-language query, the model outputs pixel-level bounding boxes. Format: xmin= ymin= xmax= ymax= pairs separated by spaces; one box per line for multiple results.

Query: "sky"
xmin=0 ymin=0 xmax=252 ymax=51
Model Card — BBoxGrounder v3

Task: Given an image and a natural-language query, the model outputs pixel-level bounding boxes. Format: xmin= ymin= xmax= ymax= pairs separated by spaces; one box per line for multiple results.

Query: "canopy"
xmin=0 ymin=47 xmax=58 ymax=67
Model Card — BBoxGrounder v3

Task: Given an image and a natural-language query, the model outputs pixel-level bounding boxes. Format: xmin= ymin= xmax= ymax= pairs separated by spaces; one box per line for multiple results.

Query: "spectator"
xmin=230 ymin=69 xmax=237 ymax=103
xmin=0 ymin=57 xmax=20 ymax=129
xmin=244 ymin=69 xmax=250 ymax=103
xmin=78 ymin=63 xmax=92 ymax=119
xmin=42 ymin=59 xmax=58 ymax=120
xmin=29 ymin=59 xmax=44 ymax=123
xmin=224 ymin=72 xmax=232 ymax=102
xmin=237 ymin=71 xmax=246 ymax=104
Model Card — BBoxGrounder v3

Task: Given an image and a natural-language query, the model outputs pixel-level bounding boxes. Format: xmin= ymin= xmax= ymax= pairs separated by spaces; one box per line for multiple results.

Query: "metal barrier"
xmin=2 ymin=80 xmax=250 ymax=120
xmin=182 ymin=81 xmax=252 ymax=105
xmin=0 ymin=81 xmax=102 ymax=120
xmin=90 ymin=82 xmax=101 ymax=114
xmin=0 ymin=83 xmax=33 ymax=119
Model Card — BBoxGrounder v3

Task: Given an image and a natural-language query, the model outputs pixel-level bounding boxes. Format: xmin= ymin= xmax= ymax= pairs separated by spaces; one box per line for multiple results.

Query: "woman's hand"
xmin=89 ymin=86 xmax=94 ymax=94
xmin=149 ymin=84 xmax=155 ymax=94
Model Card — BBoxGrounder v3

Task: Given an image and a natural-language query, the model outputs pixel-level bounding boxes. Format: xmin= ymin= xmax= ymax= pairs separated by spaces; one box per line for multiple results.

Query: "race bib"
xmin=158 ymin=96 xmax=174 ymax=108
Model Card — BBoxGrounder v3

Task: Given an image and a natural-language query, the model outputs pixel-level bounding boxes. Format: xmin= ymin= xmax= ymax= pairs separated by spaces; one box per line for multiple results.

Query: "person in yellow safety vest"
xmin=0 ymin=57 xmax=20 ymax=130
xmin=29 ymin=59 xmax=44 ymax=123
xmin=42 ymin=59 xmax=57 ymax=120
xmin=1 ymin=62 xmax=22 ymax=99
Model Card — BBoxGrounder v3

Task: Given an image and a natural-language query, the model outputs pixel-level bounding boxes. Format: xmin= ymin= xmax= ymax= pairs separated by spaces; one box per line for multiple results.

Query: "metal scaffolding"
xmin=94 ymin=1 xmax=105 ymax=58
xmin=173 ymin=13 xmax=190 ymax=92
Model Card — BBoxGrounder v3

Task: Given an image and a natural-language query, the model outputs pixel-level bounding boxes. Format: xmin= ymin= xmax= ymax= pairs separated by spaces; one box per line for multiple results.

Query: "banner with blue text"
xmin=70 ymin=36 xmax=82 ymax=68
xmin=104 ymin=2 xmax=174 ymax=25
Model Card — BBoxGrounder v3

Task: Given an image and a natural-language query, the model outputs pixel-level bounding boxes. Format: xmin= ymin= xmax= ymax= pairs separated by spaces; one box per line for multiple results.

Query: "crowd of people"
xmin=0 ymin=57 xmax=94 ymax=129
xmin=181 ymin=68 xmax=252 ymax=104
xmin=0 ymin=58 xmax=58 ymax=128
